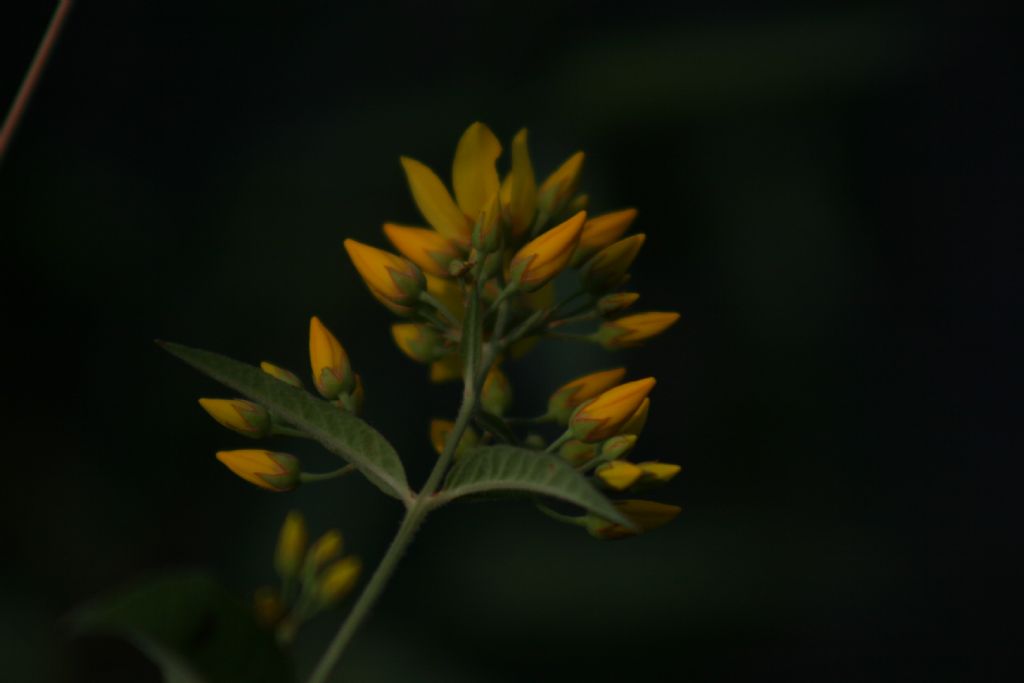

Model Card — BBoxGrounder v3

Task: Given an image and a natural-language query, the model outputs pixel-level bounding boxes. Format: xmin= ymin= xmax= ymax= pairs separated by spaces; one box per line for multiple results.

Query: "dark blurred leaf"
xmin=69 ymin=571 xmax=292 ymax=683
xmin=159 ymin=342 xmax=409 ymax=501
xmin=438 ymin=445 xmax=632 ymax=527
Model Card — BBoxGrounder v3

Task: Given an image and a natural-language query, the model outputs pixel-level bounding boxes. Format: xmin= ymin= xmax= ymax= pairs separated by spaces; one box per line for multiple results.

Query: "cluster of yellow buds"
xmin=340 ymin=123 xmax=681 ymax=540
xmin=254 ymin=511 xmax=362 ymax=643
xmin=200 ymin=316 xmax=363 ymax=491
xmin=342 ymin=122 xmax=679 ymax=386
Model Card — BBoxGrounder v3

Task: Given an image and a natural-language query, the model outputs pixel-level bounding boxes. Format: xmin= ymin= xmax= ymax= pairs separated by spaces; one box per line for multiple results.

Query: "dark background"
xmin=1 ymin=2 xmax=1019 ymax=681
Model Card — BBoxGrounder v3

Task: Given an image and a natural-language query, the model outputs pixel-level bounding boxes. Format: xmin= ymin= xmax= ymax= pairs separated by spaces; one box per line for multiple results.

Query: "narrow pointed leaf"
xmin=438 ymin=445 xmax=633 ymax=527
xmin=160 ymin=342 xmax=409 ymax=500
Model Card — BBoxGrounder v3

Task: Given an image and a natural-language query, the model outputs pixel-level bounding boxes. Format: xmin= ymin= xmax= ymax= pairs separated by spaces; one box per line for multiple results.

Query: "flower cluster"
xmin=254 ymin=511 xmax=362 ymax=643
xmin=342 ymin=122 xmax=682 ymax=538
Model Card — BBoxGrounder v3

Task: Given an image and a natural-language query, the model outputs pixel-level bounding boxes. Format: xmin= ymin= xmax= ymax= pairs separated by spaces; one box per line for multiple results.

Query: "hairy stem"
xmin=0 ymin=0 xmax=74 ymax=165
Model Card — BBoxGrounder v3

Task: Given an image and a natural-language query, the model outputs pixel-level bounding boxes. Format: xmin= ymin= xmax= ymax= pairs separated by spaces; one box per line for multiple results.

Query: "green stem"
xmin=306 ymin=286 xmax=505 ymax=683
xmin=544 ymin=331 xmax=596 ymax=344
xmin=418 ymin=291 xmax=459 ymax=328
xmin=299 ymin=465 xmax=356 ymax=483
xmin=545 ymin=430 xmax=573 ymax=453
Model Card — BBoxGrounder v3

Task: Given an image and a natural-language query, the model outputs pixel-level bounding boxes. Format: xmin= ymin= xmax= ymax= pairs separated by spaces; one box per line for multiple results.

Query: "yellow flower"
xmin=500 ymin=128 xmax=537 ymax=240
xmin=400 ymin=156 xmax=471 ymax=242
xmin=547 ymin=367 xmax=627 ymax=423
xmin=619 ymin=397 xmax=649 ymax=436
xmin=508 ymin=211 xmax=586 ymax=291
xmin=594 ymin=311 xmax=680 ymax=349
xmin=318 ymin=556 xmax=362 ymax=606
xmin=637 ymin=462 xmax=681 ymax=484
xmin=588 ymin=500 xmax=681 ymax=540
xmin=391 ymin=323 xmax=446 ymax=363
xmin=429 ymin=353 xmax=462 ymax=383
xmin=595 ymin=460 xmax=644 ymax=491
xmin=571 ymin=208 xmax=638 ymax=266
xmin=429 ymin=419 xmax=478 ymax=459
xmin=198 ymin=398 xmax=270 ymax=437
xmin=216 ymin=449 xmax=299 ymax=492
xmin=260 ymin=361 xmax=302 ymax=388
xmin=309 ymin=316 xmax=353 ymax=398
xmin=452 ymin=122 xmax=502 ymax=221
xmin=570 ymin=377 xmax=656 ymax=442
xmin=481 ymin=365 xmax=512 ymax=416
xmin=581 ymin=234 xmax=646 ymax=293
xmin=307 ymin=530 xmax=344 ymax=571
xmin=537 ymin=151 xmax=584 ymax=217
xmin=383 ymin=224 xmax=462 ymax=277
xmin=344 ymin=239 xmax=426 ymax=309
xmin=596 ymin=292 xmax=639 ymax=316
xmin=275 ymin=510 xmax=308 ymax=577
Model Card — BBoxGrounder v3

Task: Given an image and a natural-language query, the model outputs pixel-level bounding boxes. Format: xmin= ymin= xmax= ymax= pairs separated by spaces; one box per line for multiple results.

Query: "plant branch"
xmin=0 ymin=0 xmax=75 ymax=166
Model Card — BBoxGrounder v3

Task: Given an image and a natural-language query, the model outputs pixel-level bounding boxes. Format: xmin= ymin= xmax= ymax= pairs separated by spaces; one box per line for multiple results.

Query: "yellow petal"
xmin=598 ymin=312 xmax=680 ymax=349
xmin=573 ymin=208 xmax=637 ymax=265
xmin=452 ymin=122 xmax=502 ymax=219
xmin=383 ymin=223 xmax=462 ymax=277
xmin=595 ymin=460 xmax=644 ymax=491
xmin=217 ymin=450 xmax=299 ymax=492
xmin=571 ymin=378 xmax=656 ymax=442
xmin=400 ymin=156 xmax=470 ymax=241
xmin=637 ymin=461 xmax=681 ymax=483
xmin=319 ymin=556 xmax=362 ymax=605
xmin=429 ymin=353 xmax=462 ymax=383
xmin=509 ymin=211 xmax=586 ymax=290
xmin=343 ymin=238 xmax=425 ymax=306
xmin=275 ymin=510 xmax=307 ymax=576
xmin=501 ymin=128 xmax=537 ymax=239
xmin=309 ymin=316 xmax=353 ymax=398
xmin=547 ymin=368 xmax=627 ymax=422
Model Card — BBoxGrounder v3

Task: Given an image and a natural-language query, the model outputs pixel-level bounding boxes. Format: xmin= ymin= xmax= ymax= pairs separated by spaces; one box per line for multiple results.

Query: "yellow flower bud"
xmin=216 ymin=450 xmax=299 ymax=492
xmin=537 ymin=151 xmax=584 ymax=217
xmin=391 ymin=323 xmax=446 ymax=364
xmin=560 ymin=439 xmax=597 ymax=467
xmin=508 ymin=211 xmax=585 ymax=291
xmin=383 ymin=224 xmax=462 ymax=277
xmin=581 ymin=234 xmax=646 ymax=293
xmin=587 ymin=500 xmax=681 ymax=540
xmin=637 ymin=461 xmax=681 ymax=484
xmin=275 ymin=510 xmax=308 ymax=577
xmin=400 ymin=156 xmax=470 ymax=242
xmin=500 ymin=128 xmax=537 ymax=240
xmin=429 ymin=419 xmax=478 ymax=459
xmin=318 ymin=556 xmax=362 ymax=606
xmin=426 ymin=273 xmax=465 ymax=322
xmin=570 ymin=378 xmax=656 ymax=442
xmin=481 ymin=365 xmax=512 ymax=416
xmin=198 ymin=398 xmax=271 ymax=437
xmin=619 ymin=398 xmax=649 ymax=436
xmin=594 ymin=312 xmax=680 ymax=349
xmin=309 ymin=316 xmax=353 ymax=398
xmin=452 ymin=121 xmax=502 ymax=220
xmin=307 ymin=530 xmax=344 ymax=571
xmin=343 ymin=239 xmax=425 ymax=308
xmin=571 ymin=208 xmax=637 ymax=266
xmin=471 ymin=191 xmax=502 ymax=253
xmin=601 ymin=433 xmax=638 ymax=460
xmin=595 ymin=460 xmax=644 ymax=491
xmin=260 ymin=361 xmax=302 ymax=388
xmin=253 ymin=586 xmax=285 ymax=627
xmin=547 ymin=368 xmax=626 ymax=423
xmin=429 ymin=354 xmax=462 ymax=383
xmin=596 ymin=292 xmax=639 ymax=316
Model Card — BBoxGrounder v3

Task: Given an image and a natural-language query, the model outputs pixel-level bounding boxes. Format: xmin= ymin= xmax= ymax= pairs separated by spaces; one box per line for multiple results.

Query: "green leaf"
xmin=160 ymin=342 xmax=409 ymax=500
xmin=438 ymin=445 xmax=633 ymax=527
xmin=69 ymin=571 xmax=293 ymax=683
